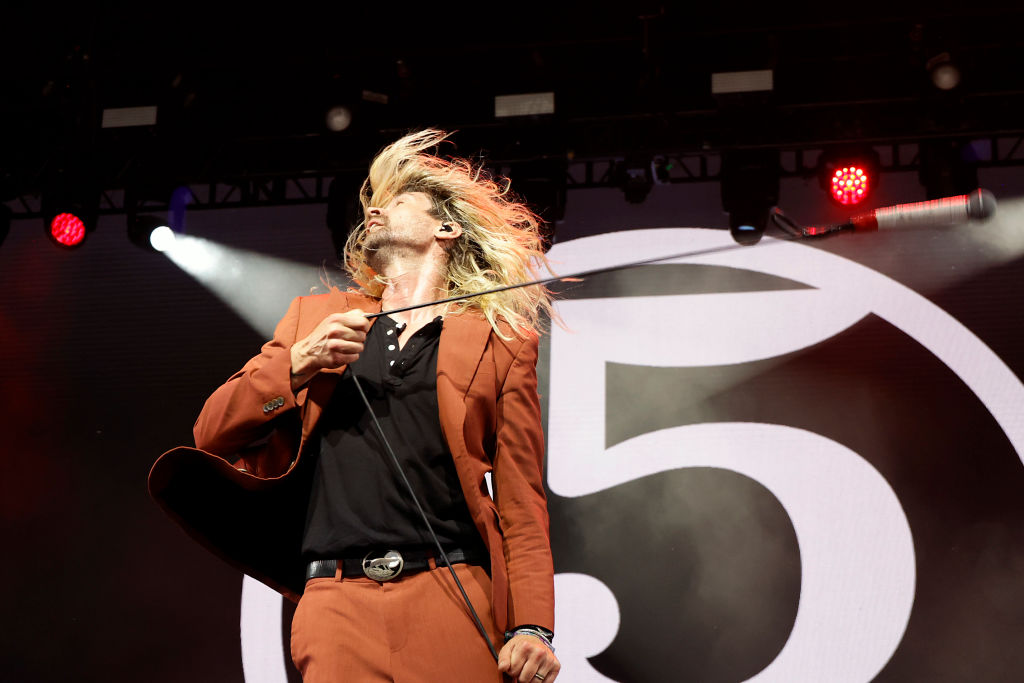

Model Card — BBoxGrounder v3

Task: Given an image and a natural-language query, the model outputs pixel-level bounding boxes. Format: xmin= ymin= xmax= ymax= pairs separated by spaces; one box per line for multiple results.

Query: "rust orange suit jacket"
xmin=148 ymin=289 xmax=554 ymax=633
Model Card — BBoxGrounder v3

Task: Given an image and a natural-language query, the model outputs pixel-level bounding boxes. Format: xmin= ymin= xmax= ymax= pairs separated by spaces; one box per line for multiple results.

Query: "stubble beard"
xmin=365 ymin=226 xmax=416 ymax=274
xmin=365 ymin=233 xmax=395 ymax=273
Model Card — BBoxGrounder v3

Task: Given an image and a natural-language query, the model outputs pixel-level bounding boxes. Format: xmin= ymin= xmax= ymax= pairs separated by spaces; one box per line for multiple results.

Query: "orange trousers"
xmin=290 ymin=561 xmax=505 ymax=682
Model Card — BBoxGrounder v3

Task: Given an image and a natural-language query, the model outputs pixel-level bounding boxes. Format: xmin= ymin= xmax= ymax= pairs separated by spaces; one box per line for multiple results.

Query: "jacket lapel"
xmin=437 ymin=312 xmax=490 ymax=463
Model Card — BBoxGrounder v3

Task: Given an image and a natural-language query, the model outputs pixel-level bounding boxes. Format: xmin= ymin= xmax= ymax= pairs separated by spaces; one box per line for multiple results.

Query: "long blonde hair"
xmin=344 ymin=129 xmax=556 ymax=338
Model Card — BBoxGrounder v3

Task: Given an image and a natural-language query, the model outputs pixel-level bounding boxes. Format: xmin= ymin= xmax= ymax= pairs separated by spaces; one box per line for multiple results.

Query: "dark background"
xmin=3 ymin=3 xmax=1024 ymax=681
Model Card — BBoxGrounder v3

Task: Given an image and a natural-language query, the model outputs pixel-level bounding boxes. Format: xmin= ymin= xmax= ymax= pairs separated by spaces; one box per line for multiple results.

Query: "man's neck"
xmin=378 ymin=254 xmax=447 ymax=327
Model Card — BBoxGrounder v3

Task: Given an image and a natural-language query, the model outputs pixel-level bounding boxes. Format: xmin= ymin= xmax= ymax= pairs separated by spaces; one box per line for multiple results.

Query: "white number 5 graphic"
xmin=546 ymin=228 xmax=1024 ymax=682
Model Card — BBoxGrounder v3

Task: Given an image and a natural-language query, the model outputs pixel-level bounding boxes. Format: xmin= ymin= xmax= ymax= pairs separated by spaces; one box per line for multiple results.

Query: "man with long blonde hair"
xmin=150 ymin=129 xmax=560 ymax=681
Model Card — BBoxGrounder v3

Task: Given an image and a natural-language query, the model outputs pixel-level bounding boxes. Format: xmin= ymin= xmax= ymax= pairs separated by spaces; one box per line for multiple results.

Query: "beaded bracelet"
xmin=505 ymin=627 xmax=555 ymax=653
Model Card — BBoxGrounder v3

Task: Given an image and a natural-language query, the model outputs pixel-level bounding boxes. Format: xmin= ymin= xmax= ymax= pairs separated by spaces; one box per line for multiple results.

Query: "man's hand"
xmin=289 ymin=310 xmax=369 ymax=390
xmin=497 ymin=634 xmax=560 ymax=682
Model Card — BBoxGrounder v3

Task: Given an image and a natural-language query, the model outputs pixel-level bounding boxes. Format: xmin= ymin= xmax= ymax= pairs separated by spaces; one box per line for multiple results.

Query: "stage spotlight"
xmin=927 ymin=52 xmax=961 ymax=91
xmin=48 ymin=212 xmax=88 ymax=247
xmin=721 ymin=150 xmax=779 ymax=245
xmin=325 ymin=105 xmax=353 ymax=132
xmin=829 ymin=166 xmax=871 ymax=206
xmin=150 ymin=225 xmax=177 ymax=252
xmin=43 ymin=171 xmax=98 ymax=249
xmin=616 ymin=158 xmax=654 ymax=204
xmin=325 ymin=90 xmax=389 ymax=133
xmin=128 ymin=214 xmax=176 ymax=253
xmin=727 ymin=205 xmax=772 ymax=245
xmin=818 ymin=147 xmax=880 ymax=207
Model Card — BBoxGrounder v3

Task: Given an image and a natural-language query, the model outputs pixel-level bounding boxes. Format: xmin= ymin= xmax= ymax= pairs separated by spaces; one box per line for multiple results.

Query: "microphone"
xmin=798 ymin=189 xmax=997 ymax=238
xmin=850 ymin=189 xmax=996 ymax=232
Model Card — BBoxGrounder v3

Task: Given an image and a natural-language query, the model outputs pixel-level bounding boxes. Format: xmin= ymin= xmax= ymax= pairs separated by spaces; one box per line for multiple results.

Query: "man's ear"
xmin=436 ymin=221 xmax=463 ymax=240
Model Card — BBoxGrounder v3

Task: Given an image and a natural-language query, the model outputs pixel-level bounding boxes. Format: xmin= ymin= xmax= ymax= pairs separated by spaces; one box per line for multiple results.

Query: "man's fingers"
xmin=326 ymin=340 xmax=362 ymax=367
xmin=326 ymin=325 xmax=367 ymax=342
xmin=522 ymin=654 xmax=560 ymax=683
xmin=327 ymin=339 xmax=363 ymax=355
xmin=502 ymin=638 xmax=540 ymax=681
xmin=338 ymin=309 xmax=371 ymax=330
xmin=291 ymin=309 xmax=377 ymax=375
xmin=517 ymin=646 xmax=548 ymax=683
xmin=322 ymin=311 xmax=370 ymax=334
xmin=496 ymin=641 xmax=513 ymax=673
xmin=536 ymin=658 xmax=561 ymax=682
xmin=498 ymin=637 xmax=560 ymax=683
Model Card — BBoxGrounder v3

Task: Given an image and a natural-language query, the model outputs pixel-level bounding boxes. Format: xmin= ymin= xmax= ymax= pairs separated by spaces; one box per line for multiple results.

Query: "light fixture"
xmin=128 ymin=214 xmax=176 ymax=253
xmin=101 ymin=105 xmax=158 ymax=129
xmin=711 ymin=69 xmax=773 ymax=95
xmin=616 ymin=158 xmax=654 ymax=204
xmin=325 ymin=90 xmax=389 ymax=133
xmin=43 ymin=195 xmax=96 ymax=249
xmin=150 ymin=225 xmax=177 ymax=253
xmin=828 ymin=166 xmax=871 ymax=206
xmin=325 ymin=105 xmax=353 ymax=132
xmin=42 ymin=166 xmax=98 ymax=249
xmin=721 ymin=150 xmax=780 ymax=246
xmin=818 ymin=147 xmax=880 ymax=207
xmin=927 ymin=52 xmax=961 ymax=91
xmin=125 ymin=179 xmax=192 ymax=252
xmin=494 ymin=92 xmax=555 ymax=118
xmin=50 ymin=212 xmax=88 ymax=247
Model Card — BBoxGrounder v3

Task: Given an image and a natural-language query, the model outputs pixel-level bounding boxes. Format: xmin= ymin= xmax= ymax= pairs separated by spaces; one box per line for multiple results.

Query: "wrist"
xmin=289 ymin=345 xmax=315 ymax=387
xmin=504 ymin=627 xmax=555 ymax=652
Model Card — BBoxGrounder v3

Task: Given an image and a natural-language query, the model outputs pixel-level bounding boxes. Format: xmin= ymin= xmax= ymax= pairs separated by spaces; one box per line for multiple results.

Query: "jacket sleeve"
xmin=193 ymin=296 xmax=305 ymax=458
xmin=492 ymin=333 xmax=556 ymax=632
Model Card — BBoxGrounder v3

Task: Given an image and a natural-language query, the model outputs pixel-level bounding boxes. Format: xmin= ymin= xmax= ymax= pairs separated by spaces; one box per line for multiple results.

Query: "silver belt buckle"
xmin=362 ymin=550 xmax=404 ymax=581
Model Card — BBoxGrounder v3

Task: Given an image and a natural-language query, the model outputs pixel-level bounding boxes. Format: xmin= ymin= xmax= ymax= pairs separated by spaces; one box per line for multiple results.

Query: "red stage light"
xmin=830 ymin=166 xmax=871 ymax=206
xmin=50 ymin=212 xmax=87 ymax=247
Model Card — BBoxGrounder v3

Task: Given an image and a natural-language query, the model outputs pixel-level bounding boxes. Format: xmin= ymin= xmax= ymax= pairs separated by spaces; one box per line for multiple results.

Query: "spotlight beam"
xmin=162 ymin=235 xmax=340 ymax=338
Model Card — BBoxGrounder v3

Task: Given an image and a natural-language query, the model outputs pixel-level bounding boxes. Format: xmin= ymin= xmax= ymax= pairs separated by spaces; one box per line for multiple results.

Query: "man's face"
xmin=364 ymin=191 xmax=440 ymax=270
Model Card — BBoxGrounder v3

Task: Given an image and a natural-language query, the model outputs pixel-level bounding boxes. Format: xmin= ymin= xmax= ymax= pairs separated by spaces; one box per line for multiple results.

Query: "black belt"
xmin=305 ymin=547 xmax=488 ymax=583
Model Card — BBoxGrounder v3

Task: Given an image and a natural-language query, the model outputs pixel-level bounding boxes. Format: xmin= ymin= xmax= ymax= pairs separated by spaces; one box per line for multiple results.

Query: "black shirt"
xmin=300 ymin=315 xmax=483 ymax=559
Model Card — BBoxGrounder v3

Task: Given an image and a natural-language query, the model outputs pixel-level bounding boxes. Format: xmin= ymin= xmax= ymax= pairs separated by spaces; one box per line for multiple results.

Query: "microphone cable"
xmin=770 ymin=207 xmax=851 ymax=239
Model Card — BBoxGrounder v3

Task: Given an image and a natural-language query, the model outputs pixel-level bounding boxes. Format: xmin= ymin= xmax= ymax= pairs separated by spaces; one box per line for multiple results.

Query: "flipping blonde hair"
xmin=344 ymin=129 xmax=556 ymax=338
